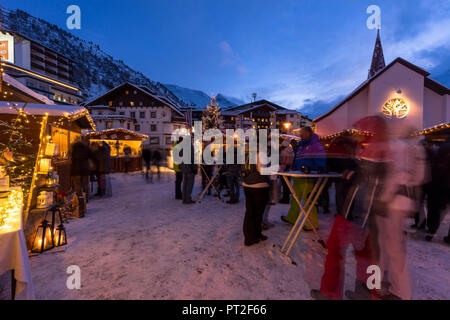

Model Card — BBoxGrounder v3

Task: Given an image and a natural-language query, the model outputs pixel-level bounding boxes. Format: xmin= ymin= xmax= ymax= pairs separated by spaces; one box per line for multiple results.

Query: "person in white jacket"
xmin=376 ymin=125 xmax=428 ymax=300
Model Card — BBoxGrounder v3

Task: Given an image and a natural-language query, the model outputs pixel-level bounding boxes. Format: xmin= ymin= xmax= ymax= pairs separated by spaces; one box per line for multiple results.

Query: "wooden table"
xmin=0 ymin=188 xmax=35 ymax=299
xmin=275 ymin=172 xmax=342 ymax=258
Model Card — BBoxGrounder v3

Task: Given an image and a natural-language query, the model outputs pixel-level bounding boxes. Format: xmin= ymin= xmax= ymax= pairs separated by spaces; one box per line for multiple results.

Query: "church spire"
xmin=368 ymin=29 xmax=386 ymax=79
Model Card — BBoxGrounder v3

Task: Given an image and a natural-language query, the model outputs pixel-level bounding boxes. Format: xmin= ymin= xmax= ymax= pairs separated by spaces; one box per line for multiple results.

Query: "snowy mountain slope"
xmin=2 ymin=8 xmax=188 ymax=106
xmin=164 ymin=84 xmax=245 ymax=109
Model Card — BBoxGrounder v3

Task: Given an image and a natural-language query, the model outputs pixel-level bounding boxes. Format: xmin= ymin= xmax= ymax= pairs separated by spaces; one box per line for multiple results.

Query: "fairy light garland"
xmin=415 ymin=122 xmax=450 ymax=136
xmin=320 ymin=129 xmax=373 ymax=141
xmin=0 ymin=188 xmax=23 ymax=232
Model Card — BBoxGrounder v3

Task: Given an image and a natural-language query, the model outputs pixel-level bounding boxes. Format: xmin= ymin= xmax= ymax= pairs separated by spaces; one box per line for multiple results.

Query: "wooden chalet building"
xmin=84 ymin=82 xmax=188 ymax=161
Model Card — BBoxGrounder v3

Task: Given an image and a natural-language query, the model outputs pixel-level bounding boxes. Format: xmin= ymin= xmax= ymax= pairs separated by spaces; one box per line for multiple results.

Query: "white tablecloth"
xmin=0 ymin=188 xmax=35 ymax=300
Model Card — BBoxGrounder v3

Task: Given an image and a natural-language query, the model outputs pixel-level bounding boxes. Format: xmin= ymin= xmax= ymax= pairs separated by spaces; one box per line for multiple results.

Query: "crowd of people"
xmin=68 ymin=137 xmax=112 ymax=216
xmin=173 ymin=117 xmax=449 ymax=300
xmin=67 ymin=120 xmax=449 ymax=300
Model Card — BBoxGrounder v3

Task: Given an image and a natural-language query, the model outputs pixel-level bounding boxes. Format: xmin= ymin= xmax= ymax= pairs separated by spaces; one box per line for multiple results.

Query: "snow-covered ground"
xmin=22 ymin=172 xmax=450 ymax=299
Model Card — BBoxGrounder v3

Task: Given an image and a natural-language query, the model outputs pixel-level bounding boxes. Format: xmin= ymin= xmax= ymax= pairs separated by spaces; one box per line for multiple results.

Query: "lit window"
xmin=130 ymin=101 xmax=135 ymax=107
xmin=108 ymin=101 xmax=113 ymax=106
xmin=125 ymin=90 xmax=129 ymax=95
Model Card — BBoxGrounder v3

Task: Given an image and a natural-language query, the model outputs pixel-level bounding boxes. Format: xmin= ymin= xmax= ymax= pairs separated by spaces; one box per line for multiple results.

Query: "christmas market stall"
xmin=416 ymin=122 xmax=450 ymax=143
xmin=0 ymin=101 xmax=95 ymax=250
xmin=85 ymin=128 xmax=148 ymax=172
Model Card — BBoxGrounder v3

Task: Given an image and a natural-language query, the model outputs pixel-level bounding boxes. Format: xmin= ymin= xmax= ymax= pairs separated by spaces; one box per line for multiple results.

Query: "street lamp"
xmin=283 ymin=122 xmax=292 ymax=132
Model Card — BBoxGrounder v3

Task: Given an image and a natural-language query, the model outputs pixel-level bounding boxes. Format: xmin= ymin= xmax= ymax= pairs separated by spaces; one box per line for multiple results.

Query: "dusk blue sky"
xmin=3 ymin=0 xmax=450 ymax=117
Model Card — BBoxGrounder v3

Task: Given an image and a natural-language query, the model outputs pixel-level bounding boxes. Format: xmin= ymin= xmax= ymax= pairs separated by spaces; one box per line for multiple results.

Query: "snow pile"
xmin=25 ymin=173 xmax=450 ymax=300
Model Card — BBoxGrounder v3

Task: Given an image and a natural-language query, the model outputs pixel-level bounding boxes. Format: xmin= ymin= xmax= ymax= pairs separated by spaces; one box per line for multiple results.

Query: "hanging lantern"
xmin=45 ymin=171 xmax=59 ymax=186
xmin=53 ymin=224 xmax=67 ymax=247
xmin=44 ymin=142 xmax=56 ymax=157
xmin=31 ymin=220 xmax=55 ymax=253
xmin=38 ymin=157 xmax=51 ymax=174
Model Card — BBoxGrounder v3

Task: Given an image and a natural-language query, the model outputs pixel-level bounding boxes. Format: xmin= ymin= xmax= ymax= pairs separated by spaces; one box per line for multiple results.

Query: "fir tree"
xmin=201 ymin=95 xmax=222 ymax=132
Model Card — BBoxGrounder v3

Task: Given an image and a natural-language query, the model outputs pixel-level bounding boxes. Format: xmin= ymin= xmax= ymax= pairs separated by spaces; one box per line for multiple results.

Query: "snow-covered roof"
xmin=84 ymin=82 xmax=185 ymax=117
xmin=85 ymin=128 xmax=148 ymax=140
xmin=0 ymin=101 xmax=96 ymax=130
xmin=2 ymin=73 xmax=53 ymax=104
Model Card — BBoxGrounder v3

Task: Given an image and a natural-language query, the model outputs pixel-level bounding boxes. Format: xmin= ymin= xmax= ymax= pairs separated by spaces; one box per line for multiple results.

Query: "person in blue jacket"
xmin=281 ymin=127 xmax=326 ymax=230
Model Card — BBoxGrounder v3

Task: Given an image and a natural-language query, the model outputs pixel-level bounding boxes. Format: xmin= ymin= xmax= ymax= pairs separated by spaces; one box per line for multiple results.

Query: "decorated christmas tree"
xmin=0 ymin=104 xmax=39 ymax=200
xmin=201 ymin=95 xmax=222 ymax=132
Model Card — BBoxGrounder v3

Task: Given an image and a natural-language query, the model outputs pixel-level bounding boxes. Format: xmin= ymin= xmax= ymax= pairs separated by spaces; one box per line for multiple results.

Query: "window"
xmin=125 ymin=90 xmax=129 ymax=95
xmin=106 ymin=121 xmax=112 ymax=129
xmin=134 ymin=90 xmax=137 ymax=95
xmin=139 ymin=102 xmax=143 ymax=106
xmin=166 ymin=136 xmax=173 ymax=145
xmin=135 ymin=124 xmax=140 ymax=131
xmin=140 ymin=111 xmax=145 ymax=118
xmin=150 ymin=137 xmax=160 ymax=145
xmin=130 ymin=101 xmax=135 ymax=107
xmin=98 ymin=112 xmax=103 ymax=115
xmin=130 ymin=112 xmax=136 ymax=118
xmin=119 ymin=101 xmax=123 ymax=106
xmin=127 ymin=123 xmax=130 ymax=130
xmin=119 ymin=112 xmax=125 ymax=115
xmin=108 ymin=101 xmax=113 ymax=106
xmin=151 ymin=111 xmax=157 ymax=118
xmin=151 ymin=124 xmax=157 ymax=132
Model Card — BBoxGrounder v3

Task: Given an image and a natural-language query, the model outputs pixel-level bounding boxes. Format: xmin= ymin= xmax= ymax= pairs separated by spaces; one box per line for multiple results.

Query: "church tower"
xmin=368 ymin=29 xmax=386 ymax=79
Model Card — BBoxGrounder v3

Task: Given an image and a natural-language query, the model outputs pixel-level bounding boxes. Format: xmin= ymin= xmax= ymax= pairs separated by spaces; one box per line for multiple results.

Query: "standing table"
xmin=275 ymin=172 xmax=342 ymax=258
xmin=0 ymin=188 xmax=35 ymax=300
xmin=197 ymin=165 xmax=223 ymax=203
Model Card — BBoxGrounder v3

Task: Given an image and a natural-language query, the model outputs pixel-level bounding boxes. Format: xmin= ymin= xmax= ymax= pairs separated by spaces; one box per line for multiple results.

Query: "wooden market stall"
xmin=0 ymin=101 xmax=95 ymax=247
xmin=417 ymin=122 xmax=450 ymax=143
xmin=85 ymin=128 xmax=148 ymax=172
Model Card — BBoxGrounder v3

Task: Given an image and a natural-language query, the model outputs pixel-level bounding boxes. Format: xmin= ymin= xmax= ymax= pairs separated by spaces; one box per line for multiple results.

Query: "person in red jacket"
xmin=311 ymin=115 xmax=391 ymax=300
